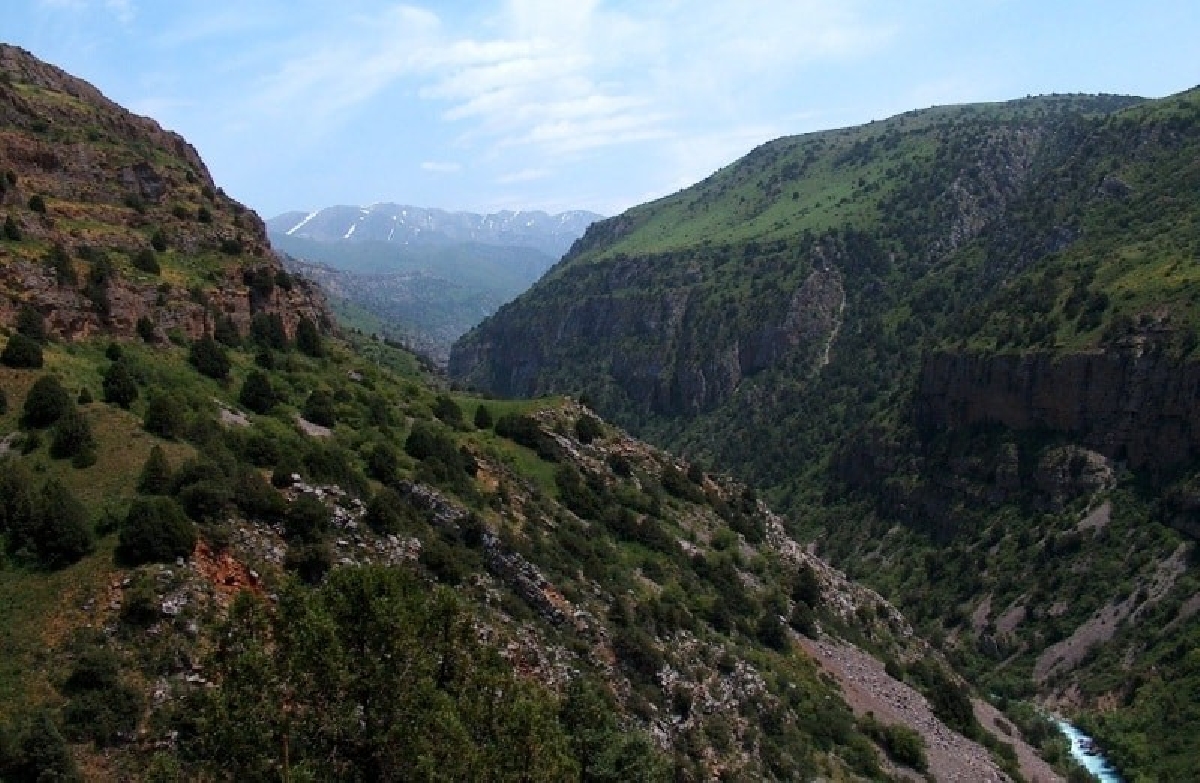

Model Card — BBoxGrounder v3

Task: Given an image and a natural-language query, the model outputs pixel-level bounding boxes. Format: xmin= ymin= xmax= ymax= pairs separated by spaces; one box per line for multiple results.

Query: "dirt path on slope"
xmin=799 ymin=637 xmax=1062 ymax=783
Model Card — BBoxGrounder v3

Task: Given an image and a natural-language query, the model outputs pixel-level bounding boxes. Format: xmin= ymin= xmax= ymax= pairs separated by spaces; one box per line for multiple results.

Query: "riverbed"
xmin=1054 ymin=719 xmax=1124 ymax=782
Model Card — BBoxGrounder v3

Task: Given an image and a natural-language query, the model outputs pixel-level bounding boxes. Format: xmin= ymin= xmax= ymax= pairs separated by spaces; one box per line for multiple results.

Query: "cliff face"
xmin=916 ymin=349 xmax=1200 ymax=470
xmin=0 ymin=44 xmax=330 ymax=342
xmin=450 ymin=253 xmax=844 ymax=417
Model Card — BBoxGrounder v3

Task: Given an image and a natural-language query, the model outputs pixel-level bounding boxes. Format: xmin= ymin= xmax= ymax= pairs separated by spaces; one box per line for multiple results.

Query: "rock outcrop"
xmin=0 ymin=44 xmax=331 ymax=342
xmin=916 ymin=350 xmax=1200 ymax=471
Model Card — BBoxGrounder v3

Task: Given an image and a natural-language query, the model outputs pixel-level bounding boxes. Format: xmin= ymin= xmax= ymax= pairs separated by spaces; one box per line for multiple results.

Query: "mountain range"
xmin=0 ymin=43 xmax=1075 ymax=782
xmin=451 ymin=87 xmax=1200 ymax=780
xmin=268 ymin=205 xmax=601 ymax=362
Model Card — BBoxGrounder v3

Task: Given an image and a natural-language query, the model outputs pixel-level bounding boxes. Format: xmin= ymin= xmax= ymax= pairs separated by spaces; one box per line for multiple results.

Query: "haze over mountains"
xmin=268 ymin=204 xmax=601 ymax=361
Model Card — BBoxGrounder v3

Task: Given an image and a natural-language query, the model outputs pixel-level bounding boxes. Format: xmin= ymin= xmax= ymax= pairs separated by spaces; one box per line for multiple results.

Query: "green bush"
xmin=295 ymin=316 xmax=323 ymax=357
xmin=473 ymin=404 xmax=493 ymax=429
xmin=50 ymin=408 xmax=96 ymax=464
xmin=102 ymin=359 xmax=139 ymax=408
xmin=238 ymin=370 xmax=278 ymax=414
xmin=1 ymin=333 xmax=43 ymax=368
xmin=137 ymin=445 xmax=173 ymax=495
xmin=302 ymin=389 xmax=336 ymax=428
xmin=22 ymin=374 xmax=71 ymax=427
xmin=3 ymin=213 xmax=22 ymax=240
xmin=117 ymin=496 xmax=196 ymax=566
xmin=136 ymin=316 xmax=157 ymax=343
xmin=143 ymin=391 xmax=187 ymax=439
xmin=284 ymin=493 xmax=329 ymax=543
xmin=25 ymin=478 xmax=93 ymax=568
xmin=131 ymin=247 xmax=160 ymax=274
xmin=27 ymin=194 xmax=46 ymax=213
xmin=574 ymin=413 xmax=604 ymax=444
xmin=189 ymin=336 xmax=230 ymax=380
xmin=16 ymin=305 xmax=46 ymax=342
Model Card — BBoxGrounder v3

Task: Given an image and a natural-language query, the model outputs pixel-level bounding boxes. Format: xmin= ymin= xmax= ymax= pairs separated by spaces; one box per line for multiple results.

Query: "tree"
xmin=295 ymin=316 xmax=323 ymax=357
xmin=15 ymin=305 xmax=46 ymax=342
xmin=22 ymin=374 xmax=71 ymax=427
xmin=27 ymin=194 xmax=46 ymax=213
xmin=50 ymin=407 xmax=96 ymax=465
xmin=143 ymin=391 xmax=187 ymax=439
xmin=102 ymin=359 xmax=139 ymax=408
xmin=238 ymin=370 xmax=277 ymax=414
xmin=117 ymin=496 xmax=196 ymax=566
xmin=189 ymin=335 xmax=230 ymax=380
xmin=3 ymin=214 xmax=20 ymax=240
xmin=302 ymin=389 xmax=336 ymax=428
xmin=0 ymin=333 xmax=42 ymax=368
xmin=284 ymin=493 xmax=329 ymax=543
xmin=473 ymin=404 xmax=493 ymax=429
xmin=213 ymin=314 xmax=240 ymax=347
xmin=131 ymin=247 xmax=160 ymax=274
xmin=137 ymin=445 xmax=173 ymax=495
xmin=0 ymin=387 xmax=6 ymax=415
xmin=433 ymin=394 xmax=464 ymax=428
xmin=45 ymin=242 xmax=77 ymax=285
xmin=136 ymin=316 xmax=157 ymax=343
xmin=0 ymin=459 xmax=36 ymax=542
xmin=30 ymin=478 xmax=94 ymax=568
xmin=574 ymin=413 xmax=603 ymax=444
xmin=1 ymin=710 xmax=82 ymax=782
xmin=250 ymin=312 xmax=288 ymax=350
xmin=365 ymin=442 xmax=400 ymax=484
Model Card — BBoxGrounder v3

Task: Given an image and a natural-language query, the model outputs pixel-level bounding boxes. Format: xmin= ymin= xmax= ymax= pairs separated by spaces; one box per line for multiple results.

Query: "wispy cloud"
xmin=496 ymin=167 xmax=550 ymax=184
xmin=421 ymin=161 xmax=461 ymax=173
xmin=243 ymin=1 xmax=892 ymax=163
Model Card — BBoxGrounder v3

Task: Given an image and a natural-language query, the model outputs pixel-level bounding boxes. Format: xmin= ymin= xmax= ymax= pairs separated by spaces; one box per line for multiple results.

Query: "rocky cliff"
xmin=0 ymin=44 xmax=330 ymax=342
xmin=917 ymin=348 xmax=1200 ymax=471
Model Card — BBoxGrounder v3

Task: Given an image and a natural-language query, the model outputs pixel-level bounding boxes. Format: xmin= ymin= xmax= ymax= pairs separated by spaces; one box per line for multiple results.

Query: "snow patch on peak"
xmin=344 ymin=223 xmax=357 ymax=240
xmin=285 ymin=210 xmax=319 ymax=236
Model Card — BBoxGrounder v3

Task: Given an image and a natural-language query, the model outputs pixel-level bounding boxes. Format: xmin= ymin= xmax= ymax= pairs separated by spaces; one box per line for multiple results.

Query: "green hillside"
xmin=452 ymin=87 xmax=1200 ymax=780
xmin=0 ymin=43 xmax=1083 ymax=782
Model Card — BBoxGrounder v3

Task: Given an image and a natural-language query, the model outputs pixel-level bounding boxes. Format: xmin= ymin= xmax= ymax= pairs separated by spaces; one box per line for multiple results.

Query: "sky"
xmin=6 ymin=1 xmax=1199 ymax=220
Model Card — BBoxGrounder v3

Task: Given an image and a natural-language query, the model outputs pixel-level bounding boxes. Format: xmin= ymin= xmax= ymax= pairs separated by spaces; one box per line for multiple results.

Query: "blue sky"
xmin=8 ymin=1 xmax=1199 ymax=219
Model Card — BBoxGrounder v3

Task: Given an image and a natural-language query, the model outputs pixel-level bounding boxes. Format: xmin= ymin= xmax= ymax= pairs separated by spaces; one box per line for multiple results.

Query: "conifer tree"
xmin=137 ymin=445 xmax=173 ymax=495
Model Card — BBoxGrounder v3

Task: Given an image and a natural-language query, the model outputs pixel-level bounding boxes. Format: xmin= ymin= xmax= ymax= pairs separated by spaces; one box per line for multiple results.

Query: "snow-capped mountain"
xmin=268 ymin=204 xmax=602 ymax=260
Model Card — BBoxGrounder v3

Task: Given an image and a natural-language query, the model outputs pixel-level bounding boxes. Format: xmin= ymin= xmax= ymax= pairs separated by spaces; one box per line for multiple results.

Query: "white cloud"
xmin=496 ymin=167 xmax=550 ymax=184
xmin=421 ymin=161 xmax=461 ymax=173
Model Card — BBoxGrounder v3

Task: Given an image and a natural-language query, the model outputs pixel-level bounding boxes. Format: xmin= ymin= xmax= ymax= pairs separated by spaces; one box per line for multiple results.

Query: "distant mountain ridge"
xmin=267 ymin=204 xmax=600 ymax=363
xmin=268 ymin=204 xmax=602 ymax=260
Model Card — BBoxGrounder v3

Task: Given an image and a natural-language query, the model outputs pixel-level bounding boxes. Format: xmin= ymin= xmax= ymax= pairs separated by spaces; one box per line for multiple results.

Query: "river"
xmin=1054 ymin=719 xmax=1124 ymax=782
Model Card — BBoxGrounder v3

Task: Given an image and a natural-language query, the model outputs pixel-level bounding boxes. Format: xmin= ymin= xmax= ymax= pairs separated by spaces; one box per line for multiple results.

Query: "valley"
xmin=1 ymin=32 xmax=1197 ymax=783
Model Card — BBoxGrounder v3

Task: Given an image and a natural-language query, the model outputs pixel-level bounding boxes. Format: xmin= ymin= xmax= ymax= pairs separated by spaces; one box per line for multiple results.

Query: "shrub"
xmin=432 ymin=394 xmax=463 ymax=427
xmin=117 ymin=496 xmax=196 ymax=566
xmin=2 ymin=710 xmax=82 ymax=782
xmin=473 ymin=404 xmax=493 ymax=429
xmin=250 ymin=312 xmax=288 ymax=350
xmin=238 ymin=370 xmax=278 ymax=414
xmin=28 ymin=478 xmax=94 ymax=568
xmin=0 ymin=388 xmax=6 ymax=414
xmin=102 ymin=359 xmax=139 ymax=408
xmin=28 ymin=194 xmax=47 ymax=213
xmin=16 ymin=305 xmax=46 ymax=342
xmin=22 ymin=375 xmax=72 ymax=427
xmin=136 ymin=316 xmax=157 ymax=343
xmin=365 ymin=442 xmax=400 ymax=484
xmin=45 ymin=242 xmax=76 ymax=285
xmin=49 ymin=408 xmax=95 ymax=463
xmin=131 ymin=247 xmax=160 ymax=274
xmin=143 ymin=391 xmax=187 ymax=439
xmin=302 ymin=389 xmax=336 ymax=428
xmin=284 ymin=493 xmax=328 ymax=543
xmin=295 ymin=316 xmax=323 ymax=357
xmin=284 ymin=539 xmax=333 ymax=584
xmin=1 ymin=333 xmax=43 ymax=368
xmin=189 ymin=336 xmax=230 ymax=380
xmin=574 ymin=413 xmax=603 ymax=444
xmin=137 ymin=445 xmax=173 ymax=494
xmin=61 ymin=645 xmax=141 ymax=747
xmin=150 ymin=228 xmax=168 ymax=252
xmin=364 ymin=487 xmax=411 ymax=534
xmin=197 ymin=205 xmax=212 ymax=223
xmin=3 ymin=213 xmax=21 ymax=240
xmin=213 ymin=315 xmax=240 ymax=347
